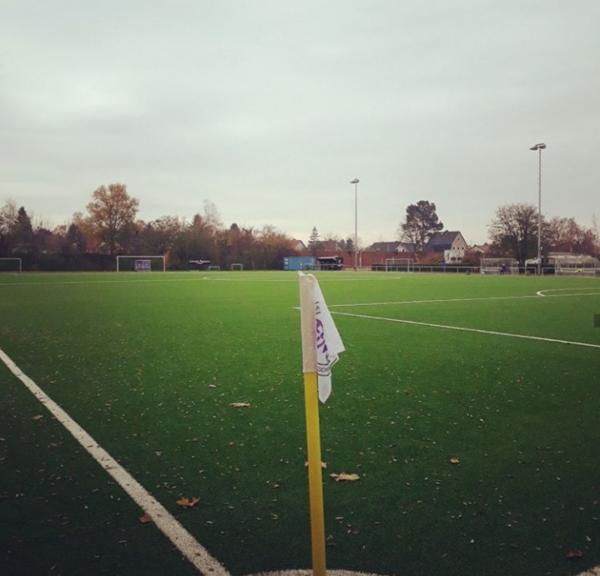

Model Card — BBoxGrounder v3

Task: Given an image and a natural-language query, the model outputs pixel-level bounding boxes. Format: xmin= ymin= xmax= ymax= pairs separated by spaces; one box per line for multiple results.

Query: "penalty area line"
xmin=0 ymin=347 xmax=229 ymax=576
xmin=330 ymin=291 xmax=600 ymax=308
xmin=331 ymin=311 xmax=600 ymax=350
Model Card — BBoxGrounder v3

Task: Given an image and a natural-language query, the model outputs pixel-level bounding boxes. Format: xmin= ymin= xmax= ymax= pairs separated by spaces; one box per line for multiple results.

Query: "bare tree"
xmin=592 ymin=214 xmax=600 ymax=257
xmin=545 ymin=217 xmax=590 ymax=253
xmin=0 ymin=200 xmax=18 ymax=255
xmin=488 ymin=203 xmax=540 ymax=265
xmin=203 ymin=200 xmax=222 ymax=231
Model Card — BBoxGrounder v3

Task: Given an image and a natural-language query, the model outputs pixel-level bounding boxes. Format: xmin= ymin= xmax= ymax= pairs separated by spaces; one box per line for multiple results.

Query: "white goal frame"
xmin=384 ymin=258 xmax=413 ymax=272
xmin=230 ymin=263 xmax=244 ymax=271
xmin=116 ymin=255 xmax=166 ymax=272
xmin=552 ymin=254 xmax=600 ymax=276
xmin=207 ymin=265 xmax=221 ymax=271
xmin=0 ymin=257 xmax=22 ymax=272
xmin=480 ymin=257 xmax=519 ymax=275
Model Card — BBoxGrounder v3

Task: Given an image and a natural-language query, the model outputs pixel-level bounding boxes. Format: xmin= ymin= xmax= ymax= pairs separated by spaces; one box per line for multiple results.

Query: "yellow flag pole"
xmin=299 ymin=274 xmax=327 ymax=576
xmin=303 ymin=371 xmax=326 ymax=575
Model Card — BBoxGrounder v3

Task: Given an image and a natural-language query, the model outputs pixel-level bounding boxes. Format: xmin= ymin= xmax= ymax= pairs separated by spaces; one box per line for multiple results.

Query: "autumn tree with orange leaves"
xmin=86 ymin=183 xmax=139 ymax=255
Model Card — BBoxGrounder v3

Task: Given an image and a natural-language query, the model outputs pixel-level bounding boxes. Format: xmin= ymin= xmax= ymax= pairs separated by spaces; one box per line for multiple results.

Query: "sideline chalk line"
xmin=0 ymin=347 xmax=229 ymax=576
xmin=2 ymin=349 xmax=599 ymax=575
xmin=331 ymin=289 xmax=600 ymax=308
xmin=290 ymin=288 xmax=600 ymax=312
xmin=0 ymin=275 xmax=412 ymax=288
xmin=0 ymin=347 xmax=395 ymax=576
xmin=332 ymin=310 xmax=600 ymax=350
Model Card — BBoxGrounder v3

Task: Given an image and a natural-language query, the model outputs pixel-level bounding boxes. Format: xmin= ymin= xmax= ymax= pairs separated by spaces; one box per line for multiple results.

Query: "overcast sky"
xmin=1 ymin=0 xmax=599 ymax=245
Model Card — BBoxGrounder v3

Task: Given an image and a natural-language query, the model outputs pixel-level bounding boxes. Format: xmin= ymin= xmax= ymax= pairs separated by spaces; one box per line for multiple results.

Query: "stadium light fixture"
xmin=529 ymin=143 xmax=546 ymax=275
xmin=350 ymin=179 xmax=360 ymax=271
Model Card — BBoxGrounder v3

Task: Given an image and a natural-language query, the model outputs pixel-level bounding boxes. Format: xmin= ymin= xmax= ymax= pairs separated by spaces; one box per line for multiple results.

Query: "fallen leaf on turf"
xmin=230 ymin=402 xmax=250 ymax=408
xmin=565 ymin=549 xmax=583 ymax=560
xmin=32 ymin=415 xmax=44 ymax=421
xmin=139 ymin=513 xmax=153 ymax=524
xmin=176 ymin=496 xmax=200 ymax=509
xmin=330 ymin=473 xmax=360 ymax=482
xmin=449 ymin=457 xmax=460 ymax=465
xmin=305 ymin=461 xmax=327 ymax=469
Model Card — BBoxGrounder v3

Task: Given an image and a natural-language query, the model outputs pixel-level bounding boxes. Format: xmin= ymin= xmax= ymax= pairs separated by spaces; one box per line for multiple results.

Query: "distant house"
xmin=367 ymin=241 xmax=401 ymax=252
xmin=292 ymin=239 xmax=307 ymax=252
xmin=470 ymin=243 xmax=491 ymax=255
xmin=424 ymin=231 xmax=468 ymax=263
xmin=366 ymin=241 xmax=416 ymax=253
xmin=318 ymin=240 xmax=342 ymax=253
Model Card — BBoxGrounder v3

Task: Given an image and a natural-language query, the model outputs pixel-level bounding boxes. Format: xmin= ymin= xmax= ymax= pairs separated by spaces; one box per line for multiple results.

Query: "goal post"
xmin=384 ymin=258 xmax=413 ymax=272
xmin=116 ymin=255 xmax=166 ymax=272
xmin=553 ymin=254 xmax=600 ymax=276
xmin=480 ymin=257 xmax=519 ymax=275
xmin=0 ymin=257 xmax=22 ymax=272
xmin=230 ymin=263 xmax=244 ymax=271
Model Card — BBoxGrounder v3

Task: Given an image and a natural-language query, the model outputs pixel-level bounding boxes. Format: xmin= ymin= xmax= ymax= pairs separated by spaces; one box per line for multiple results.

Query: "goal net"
xmin=230 ymin=263 xmax=243 ymax=271
xmin=116 ymin=255 xmax=166 ymax=272
xmin=480 ymin=257 xmax=519 ymax=275
xmin=0 ymin=257 xmax=22 ymax=272
xmin=384 ymin=258 xmax=413 ymax=272
xmin=553 ymin=254 xmax=600 ymax=276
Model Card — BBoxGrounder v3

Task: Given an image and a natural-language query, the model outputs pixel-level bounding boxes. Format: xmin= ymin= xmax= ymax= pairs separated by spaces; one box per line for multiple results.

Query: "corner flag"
xmin=299 ymin=272 xmax=345 ymax=402
xmin=298 ymin=272 xmax=345 ymax=576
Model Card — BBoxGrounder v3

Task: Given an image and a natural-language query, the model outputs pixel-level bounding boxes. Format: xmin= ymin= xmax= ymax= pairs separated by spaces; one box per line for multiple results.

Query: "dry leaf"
xmin=139 ymin=512 xmax=153 ymax=524
xmin=449 ymin=457 xmax=460 ymax=465
xmin=565 ymin=549 xmax=584 ymax=560
xmin=230 ymin=402 xmax=250 ymax=408
xmin=330 ymin=473 xmax=360 ymax=482
xmin=32 ymin=415 xmax=44 ymax=421
xmin=176 ymin=496 xmax=200 ymax=509
xmin=305 ymin=461 xmax=327 ymax=469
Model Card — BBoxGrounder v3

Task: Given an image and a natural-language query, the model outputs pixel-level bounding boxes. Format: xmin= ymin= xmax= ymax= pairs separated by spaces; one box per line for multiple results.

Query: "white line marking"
xmin=331 ymin=311 xmax=600 ymax=350
xmin=0 ymin=273 xmax=422 ymax=288
xmin=330 ymin=295 xmax=541 ymax=307
xmin=537 ymin=287 xmax=600 ymax=297
xmin=0 ymin=277 xmax=213 ymax=288
xmin=330 ymin=290 xmax=600 ymax=308
xmin=292 ymin=289 xmax=600 ymax=311
xmin=0 ymin=347 xmax=229 ymax=576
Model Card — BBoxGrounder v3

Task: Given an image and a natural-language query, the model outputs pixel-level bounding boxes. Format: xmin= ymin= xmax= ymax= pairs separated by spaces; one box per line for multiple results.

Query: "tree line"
xmin=1 ymin=186 xmax=598 ymax=270
xmin=398 ymin=200 xmax=599 ymax=265
xmin=0 ymin=183 xmax=299 ymax=270
xmin=487 ymin=204 xmax=599 ymax=264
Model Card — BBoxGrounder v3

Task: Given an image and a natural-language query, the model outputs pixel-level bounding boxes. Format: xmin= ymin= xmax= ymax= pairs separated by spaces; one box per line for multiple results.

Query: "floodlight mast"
xmin=350 ymin=178 xmax=360 ymax=271
xmin=529 ymin=143 xmax=546 ymax=275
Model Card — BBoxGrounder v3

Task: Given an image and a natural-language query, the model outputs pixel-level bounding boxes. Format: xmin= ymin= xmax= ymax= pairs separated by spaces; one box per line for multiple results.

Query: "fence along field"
xmin=1 ymin=271 xmax=599 ymax=576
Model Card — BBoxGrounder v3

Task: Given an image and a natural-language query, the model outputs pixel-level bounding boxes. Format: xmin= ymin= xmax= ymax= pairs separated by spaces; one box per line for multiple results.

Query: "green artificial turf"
xmin=1 ymin=271 xmax=599 ymax=575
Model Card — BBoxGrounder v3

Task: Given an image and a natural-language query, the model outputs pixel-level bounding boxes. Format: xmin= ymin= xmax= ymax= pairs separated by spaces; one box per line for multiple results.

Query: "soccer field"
xmin=1 ymin=271 xmax=599 ymax=576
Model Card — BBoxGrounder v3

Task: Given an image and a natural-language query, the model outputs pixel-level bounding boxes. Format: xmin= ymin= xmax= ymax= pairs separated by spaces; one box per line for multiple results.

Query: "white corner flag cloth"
xmin=299 ymin=273 xmax=345 ymax=403
xmin=314 ymin=278 xmax=345 ymax=402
